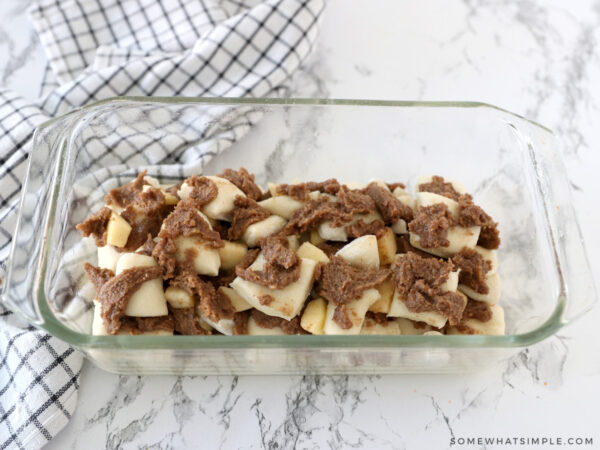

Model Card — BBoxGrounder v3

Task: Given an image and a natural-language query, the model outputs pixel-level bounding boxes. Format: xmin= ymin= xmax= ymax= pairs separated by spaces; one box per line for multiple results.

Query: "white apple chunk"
xmin=376 ymin=228 xmax=397 ymax=266
xmin=97 ymin=245 xmax=120 ymax=272
xmin=415 ymin=192 xmax=460 ymax=217
xmin=447 ymin=304 xmax=505 ymax=335
xmin=165 ymin=286 xmax=195 ymax=309
xmin=300 ymin=298 xmax=327 ymax=335
xmin=369 ymin=278 xmax=395 ymax=314
xmin=335 ymin=235 xmax=380 ymax=270
xmin=396 ymin=318 xmax=437 ymax=335
xmin=458 ymin=272 xmax=501 ymax=305
xmin=106 ymin=212 xmax=131 ymax=248
xmin=423 ymin=331 xmax=444 ymax=336
xmin=175 ymin=236 xmax=220 ymax=276
xmin=218 ymin=240 xmax=248 ymax=270
xmin=243 ymin=215 xmax=287 ymax=247
xmin=178 ymin=175 xmax=246 ymax=221
xmin=246 ymin=316 xmax=286 ymax=335
xmin=230 ymin=255 xmax=317 ymax=320
xmin=115 ymin=253 xmax=168 ymax=317
xmin=258 ymin=195 xmax=303 ymax=219
xmin=296 ymin=242 xmax=330 ymax=263
xmin=409 ymin=225 xmax=480 ymax=258
xmin=318 ymin=211 xmax=382 ymax=242
xmin=388 ymin=280 xmax=465 ymax=329
xmin=391 ymin=219 xmax=408 ymax=235
xmin=218 ymin=286 xmax=252 ymax=312
xmin=323 ymin=288 xmax=381 ymax=335
xmin=198 ymin=311 xmax=234 ymax=336
xmin=360 ymin=317 xmax=401 ymax=335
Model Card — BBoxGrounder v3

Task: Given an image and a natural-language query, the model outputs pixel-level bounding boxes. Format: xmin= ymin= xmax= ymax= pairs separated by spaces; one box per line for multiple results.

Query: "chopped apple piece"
xmin=376 ymin=228 xmax=397 ymax=266
xmin=258 ymin=195 xmax=303 ymax=219
xmin=230 ymin=256 xmax=317 ymax=320
xmin=310 ymin=229 xmax=325 ymax=246
xmin=178 ymin=175 xmax=245 ymax=221
xmin=391 ymin=219 xmax=408 ymax=235
xmin=197 ymin=309 xmax=234 ymax=336
xmin=417 ymin=175 xmax=466 ymax=195
xmin=458 ymin=272 xmax=501 ymax=305
xmin=243 ymin=215 xmax=287 ymax=247
xmin=300 ymin=298 xmax=327 ymax=335
xmin=369 ymin=278 xmax=395 ymax=314
xmin=175 ymin=236 xmax=220 ymax=276
xmin=447 ymin=304 xmax=505 ymax=335
xmin=396 ymin=318 xmax=436 ymax=335
xmin=165 ymin=286 xmax=194 ymax=309
xmin=323 ymin=288 xmax=381 ymax=335
xmin=409 ymin=225 xmax=480 ymax=258
xmin=287 ymin=235 xmax=299 ymax=251
xmin=296 ymin=242 xmax=330 ymax=263
xmin=388 ymin=288 xmax=466 ymax=329
xmin=360 ymin=318 xmax=401 ymax=335
xmin=415 ymin=192 xmax=460 ymax=218
xmin=423 ymin=331 xmax=444 ymax=336
xmin=116 ymin=253 xmax=168 ymax=317
xmin=336 ymin=235 xmax=380 ymax=270
xmin=247 ymin=316 xmax=286 ymax=335
xmin=106 ymin=212 xmax=132 ymax=248
xmin=318 ymin=212 xmax=382 ymax=242
xmin=218 ymin=240 xmax=248 ymax=270
xmin=97 ymin=245 xmax=120 ymax=272
xmin=163 ymin=192 xmax=179 ymax=205
xmin=218 ymin=286 xmax=252 ymax=312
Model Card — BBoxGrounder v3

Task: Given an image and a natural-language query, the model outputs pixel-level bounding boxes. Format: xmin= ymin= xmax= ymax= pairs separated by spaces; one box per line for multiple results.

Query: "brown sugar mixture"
xmin=391 ymin=253 xmax=466 ymax=325
xmin=457 ymin=196 xmax=500 ymax=249
xmin=461 ymin=299 xmax=492 ymax=322
xmin=120 ymin=186 xmax=171 ymax=252
xmin=76 ymin=207 xmax=112 ymax=247
xmin=251 ymin=309 xmax=307 ymax=335
xmin=95 ymin=266 xmax=163 ymax=334
xmin=80 ymin=168 xmax=502 ymax=337
xmin=345 ymin=219 xmax=386 ymax=239
xmin=218 ymin=168 xmax=263 ymax=200
xmin=228 ymin=196 xmax=270 ymax=241
xmin=83 ymin=262 xmax=114 ymax=290
xmin=105 ymin=171 xmax=146 ymax=208
xmin=152 ymin=203 xmax=223 ymax=278
xmin=277 ymin=179 xmax=341 ymax=201
xmin=363 ymin=182 xmax=413 ymax=224
xmin=451 ymin=247 xmax=491 ymax=294
xmin=316 ymin=256 xmax=390 ymax=328
xmin=235 ymin=236 xmax=301 ymax=289
xmin=183 ymin=176 xmax=218 ymax=209
xmin=171 ymin=307 xmax=211 ymax=335
xmin=408 ymin=203 xmax=456 ymax=248
xmin=418 ymin=176 xmax=463 ymax=201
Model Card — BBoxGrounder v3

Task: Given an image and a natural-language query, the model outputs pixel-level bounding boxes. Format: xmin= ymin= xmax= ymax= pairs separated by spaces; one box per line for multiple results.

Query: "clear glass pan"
xmin=1 ymin=98 xmax=596 ymax=374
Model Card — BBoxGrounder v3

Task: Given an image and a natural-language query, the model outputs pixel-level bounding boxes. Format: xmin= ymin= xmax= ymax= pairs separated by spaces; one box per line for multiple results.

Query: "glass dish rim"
xmin=15 ymin=96 xmax=591 ymax=350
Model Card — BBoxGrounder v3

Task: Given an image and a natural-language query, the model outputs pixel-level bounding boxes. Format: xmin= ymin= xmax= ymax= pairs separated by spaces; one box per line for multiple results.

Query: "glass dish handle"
xmin=0 ymin=121 xmax=69 ymax=325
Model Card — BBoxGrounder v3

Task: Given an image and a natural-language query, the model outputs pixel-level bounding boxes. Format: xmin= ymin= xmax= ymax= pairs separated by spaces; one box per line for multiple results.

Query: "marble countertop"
xmin=1 ymin=0 xmax=599 ymax=448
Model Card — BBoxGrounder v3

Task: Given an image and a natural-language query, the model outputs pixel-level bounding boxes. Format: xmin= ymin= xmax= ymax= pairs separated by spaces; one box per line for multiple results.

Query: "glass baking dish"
xmin=1 ymin=98 xmax=596 ymax=375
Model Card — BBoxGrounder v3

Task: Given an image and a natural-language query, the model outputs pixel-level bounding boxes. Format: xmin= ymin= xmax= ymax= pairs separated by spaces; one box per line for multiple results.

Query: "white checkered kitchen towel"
xmin=0 ymin=0 xmax=324 ymax=448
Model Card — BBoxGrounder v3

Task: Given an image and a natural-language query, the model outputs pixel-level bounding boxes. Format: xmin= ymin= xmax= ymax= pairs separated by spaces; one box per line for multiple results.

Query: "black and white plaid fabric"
xmin=0 ymin=0 xmax=324 ymax=447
